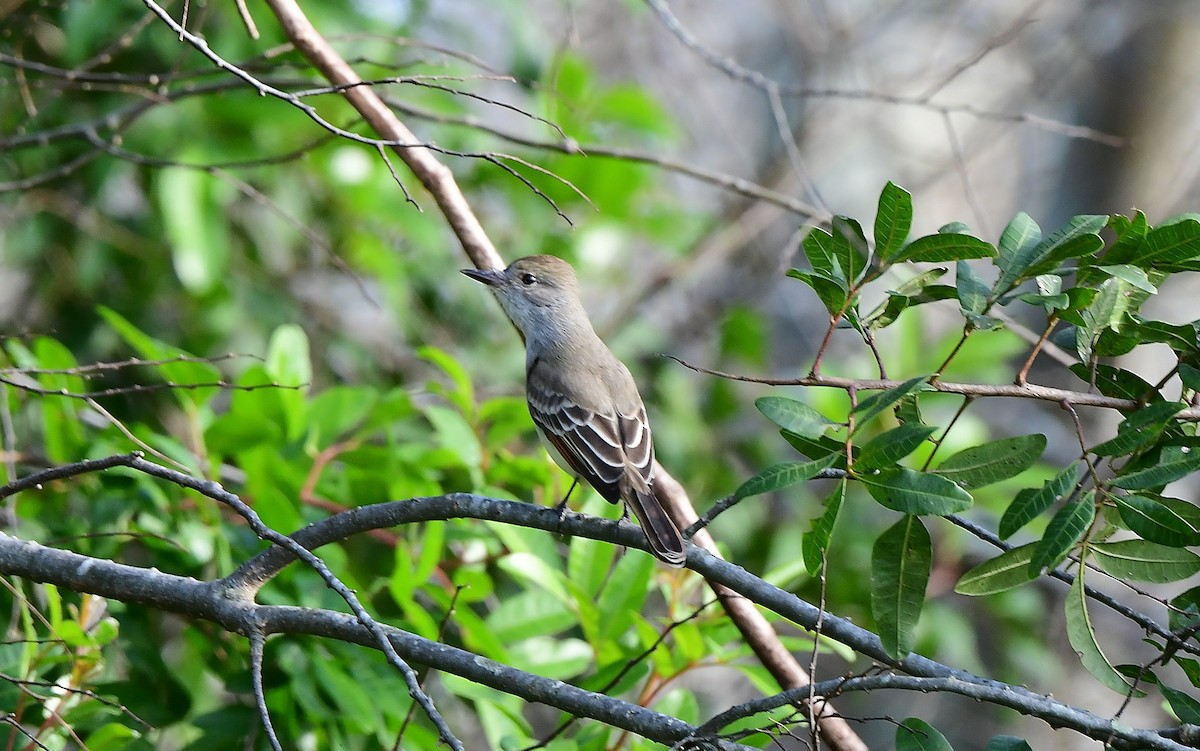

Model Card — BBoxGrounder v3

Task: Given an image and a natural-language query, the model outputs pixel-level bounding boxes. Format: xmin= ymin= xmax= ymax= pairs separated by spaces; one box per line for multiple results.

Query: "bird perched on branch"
xmin=462 ymin=255 xmax=686 ymax=567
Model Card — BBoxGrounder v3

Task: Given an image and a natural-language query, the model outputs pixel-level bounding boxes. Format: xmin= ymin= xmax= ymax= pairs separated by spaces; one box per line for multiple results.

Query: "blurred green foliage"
xmin=7 ymin=2 xmax=1200 ymax=750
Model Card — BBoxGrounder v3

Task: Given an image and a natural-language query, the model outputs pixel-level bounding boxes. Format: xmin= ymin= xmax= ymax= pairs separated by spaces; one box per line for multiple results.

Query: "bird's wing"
xmin=527 ymin=359 xmax=656 ymax=489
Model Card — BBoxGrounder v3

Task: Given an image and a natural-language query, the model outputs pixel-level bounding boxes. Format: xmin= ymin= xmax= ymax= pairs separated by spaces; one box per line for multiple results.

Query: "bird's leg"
xmin=554 ymin=478 xmax=579 ymax=522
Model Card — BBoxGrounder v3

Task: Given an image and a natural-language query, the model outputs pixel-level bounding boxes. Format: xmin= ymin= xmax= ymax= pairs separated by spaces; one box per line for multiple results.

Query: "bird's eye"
xmin=520 ymin=272 xmax=538 ymax=285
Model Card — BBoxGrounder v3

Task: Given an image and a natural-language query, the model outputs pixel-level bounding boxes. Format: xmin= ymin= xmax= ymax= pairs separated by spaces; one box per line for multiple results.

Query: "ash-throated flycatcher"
xmin=462 ymin=255 xmax=686 ymax=567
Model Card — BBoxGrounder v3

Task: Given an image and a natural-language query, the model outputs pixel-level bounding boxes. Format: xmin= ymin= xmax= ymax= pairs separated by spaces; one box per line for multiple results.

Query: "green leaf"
xmin=866 ymin=292 xmax=911 ymax=331
xmin=871 ymin=516 xmax=931 ymax=659
xmin=955 ymin=260 xmax=990 ymax=315
xmin=855 ymin=424 xmax=937 ymax=471
xmin=851 ymin=375 xmax=931 ymax=434
xmin=1170 ymin=587 xmax=1200 ymax=634
xmin=266 ymin=324 xmax=311 ymax=441
xmin=1174 ymin=657 xmax=1200 ymax=688
xmin=1114 ymin=494 xmax=1200 ymax=547
xmin=1097 ymin=210 xmax=1148 ymax=266
xmin=596 ymin=550 xmax=654 ymax=640
xmin=1024 ymin=233 xmax=1105 ymax=277
xmin=997 ymin=214 xmax=1107 ymax=292
xmin=896 ymin=718 xmax=953 ymax=751
xmin=787 ymin=268 xmax=849 ymax=315
xmin=423 ymin=405 xmax=483 ymax=472
xmin=1162 ymin=685 xmax=1200 ymax=724
xmin=1089 ymin=401 xmax=1185 ymax=456
xmin=895 ymin=394 xmax=924 ymax=426
xmin=1182 ymin=363 xmax=1200 ymax=393
xmin=96 ymin=307 xmax=222 ymax=413
xmin=1065 ymin=567 xmax=1142 ymax=695
xmin=158 ymin=166 xmax=230 ymax=294
xmin=997 ymin=212 xmax=1042 ymax=272
xmin=801 ymin=228 xmax=846 ymax=281
xmin=419 ymin=346 xmax=476 ymax=416
xmin=1082 ymin=277 xmax=1132 ymax=338
xmin=832 ymin=215 xmax=870 ymax=284
xmin=875 ymin=181 xmax=914 ymax=262
xmin=1029 ymin=493 xmax=1095 ymax=575
xmin=1090 ymin=540 xmax=1200 ymax=583
xmin=485 ymin=589 xmax=574 ymax=644
xmin=84 ymin=723 xmax=141 ymax=751
xmin=864 ymin=268 xmax=951 ymax=330
xmin=1136 ymin=219 xmax=1200 ymax=267
xmin=932 ymin=434 xmax=1045 ymax=489
xmin=1134 ymin=320 xmax=1200 ymax=354
xmin=733 ymin=454 xmax=839 ymax=501
xmin=893 ymin=233 xmax=996 ymax=264
xmin=781 ymin=430 xmax=846 ymax=461
xmin=755 ymin=396 xmax=837 ymax=437
xmin=802 ymin=479 xmax=846 ymax=574
xmin=998 ymin=464 xmax=1080 ymax=539
xmin=860 ymin=467 xmax=973 ymax=516
xmin=1069 ymin=363 xmax=1160 ymax=402
xmin=1020 ymin=273 xmax=1069 ymax=313
xmin=1095 ymin=264 xmax=1158 ymax=293
xmin=985 ymin=736 xmax=1033 ymax=751
xmin=954 ymin=543 xmax=1039 ymax=595
xmin=307 ymin=386 xmax=378 ymax=447
xmin=1112 ymin=445 xmax=1200 ymax=490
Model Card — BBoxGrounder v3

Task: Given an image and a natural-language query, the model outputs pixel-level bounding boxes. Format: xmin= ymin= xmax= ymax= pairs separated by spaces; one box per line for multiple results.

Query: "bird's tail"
xmin=620 ymin=471 xmax=686 ymax=567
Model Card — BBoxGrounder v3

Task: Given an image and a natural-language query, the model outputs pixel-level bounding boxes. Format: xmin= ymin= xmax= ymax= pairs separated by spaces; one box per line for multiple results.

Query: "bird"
xmin=461 ymin=255 xmax=686 ymax=567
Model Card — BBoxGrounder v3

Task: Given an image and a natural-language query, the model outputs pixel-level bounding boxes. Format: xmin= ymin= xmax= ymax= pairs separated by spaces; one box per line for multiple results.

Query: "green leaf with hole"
xmin=860 ymin=467 xmax=973 ymax=515
xmin=756 ymin=396 xmax=837 ymax=437
xmin=955 ymin=543 xmax=1038 ymax=596
xmin=1112 ymin=446 xmax=1200 ymax=490
xmin=871 ymin=516 xmax=931 ymax=659
xmin=1065 ymin=567 xmax=1142 ymax=695
xmin=733 ymin=454 xmax=839 ymax=501
xmin=855 ymin=424 xmax=938 ymax=471
xmin=933 ymin=434 xmax=1045 ymax=489
xmin=1090 ymin=540 xmax=1200 ymax=583
xmin=1029 ymin=492 xmax=1094 ymax=575
xmin=876 ymin=181 xmax=914 ymax=262
xmin=896 ymin=718 xmax=953 ymax=751
xmin=1089 ymin=401 xmax=1184 ymax=456
xmin=999 ymin=464 xmax=1080 ymax=539
xmin=1114 ymin=494 xmax=1200 ymax=547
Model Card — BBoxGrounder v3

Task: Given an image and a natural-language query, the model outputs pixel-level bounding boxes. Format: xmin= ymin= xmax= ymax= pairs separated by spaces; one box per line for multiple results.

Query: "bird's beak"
xmin=460 ymin=268 xmax=504 ymax=286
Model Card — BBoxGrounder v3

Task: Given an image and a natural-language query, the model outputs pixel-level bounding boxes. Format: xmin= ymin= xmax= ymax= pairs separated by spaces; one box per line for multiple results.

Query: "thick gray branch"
xmin=0 ymin=531 xmax=746 ymax=750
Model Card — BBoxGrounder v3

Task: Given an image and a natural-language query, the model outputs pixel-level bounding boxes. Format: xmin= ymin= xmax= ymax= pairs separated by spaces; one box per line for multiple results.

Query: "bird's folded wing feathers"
xmin=527 ymin=370 xmax=655 ymax=499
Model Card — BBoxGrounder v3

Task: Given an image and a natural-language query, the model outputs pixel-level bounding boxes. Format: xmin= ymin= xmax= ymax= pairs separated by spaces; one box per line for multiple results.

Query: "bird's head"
xmin=461 ymin=255 xmax=586 ymax=342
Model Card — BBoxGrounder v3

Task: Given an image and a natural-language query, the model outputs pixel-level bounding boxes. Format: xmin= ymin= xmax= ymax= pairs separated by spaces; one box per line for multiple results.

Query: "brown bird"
xmin=462 ymin=255 xmax=686 ymax=566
